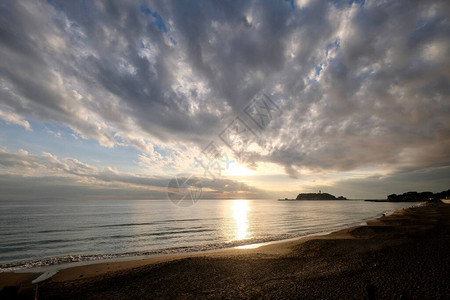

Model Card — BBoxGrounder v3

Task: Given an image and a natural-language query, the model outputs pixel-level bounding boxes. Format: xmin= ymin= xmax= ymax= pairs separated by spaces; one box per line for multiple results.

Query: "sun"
xmin=224 ymin=163 xmax=255 ymax=177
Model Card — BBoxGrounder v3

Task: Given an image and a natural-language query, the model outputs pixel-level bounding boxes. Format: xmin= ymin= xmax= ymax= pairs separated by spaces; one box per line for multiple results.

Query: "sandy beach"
xmin=2 ymin=201 xmax=449 ymax=299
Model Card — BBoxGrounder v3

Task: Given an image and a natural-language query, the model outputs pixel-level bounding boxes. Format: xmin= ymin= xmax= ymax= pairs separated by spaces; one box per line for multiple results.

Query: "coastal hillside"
xmin=387 ymin=189 xmax=450 ymax=202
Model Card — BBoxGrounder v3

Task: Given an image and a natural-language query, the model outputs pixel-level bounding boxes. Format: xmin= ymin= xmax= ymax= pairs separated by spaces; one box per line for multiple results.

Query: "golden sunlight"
xmin=224 ymin=163 xmax=254 ymax=177
xmin=232 ymin=200 xmax=250 ymax=240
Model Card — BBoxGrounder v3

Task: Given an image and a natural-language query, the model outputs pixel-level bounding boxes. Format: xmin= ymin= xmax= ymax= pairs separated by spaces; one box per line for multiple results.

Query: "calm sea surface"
xmin=0 ymin=199 xmax=415 ymax=270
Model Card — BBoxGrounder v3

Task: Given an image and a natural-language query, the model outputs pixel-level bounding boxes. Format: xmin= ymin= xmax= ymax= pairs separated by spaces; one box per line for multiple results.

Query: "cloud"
xmin=0 ymin=0 xmax=449 ymax=187
xmin=0 ymin=109 xmax=32 ymax=131
xmin=0 ymin=149 xmax=266 ymax=200
xmin=328 ymin=166 xmax=450 ymax=199
xmin=241 ymin=0 xmax=450 ymax=177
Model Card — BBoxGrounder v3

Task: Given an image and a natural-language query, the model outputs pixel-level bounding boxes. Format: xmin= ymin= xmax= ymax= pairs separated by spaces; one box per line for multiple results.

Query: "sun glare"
xmin=224 ymin=163 xmax=254 ymax=177
xmin=232 ymin=200 xmax=250 ymax=240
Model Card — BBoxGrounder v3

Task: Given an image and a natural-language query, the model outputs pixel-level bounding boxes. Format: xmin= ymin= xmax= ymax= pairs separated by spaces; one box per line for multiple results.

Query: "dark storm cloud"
xmin=0 ymin=0 xmax=449 ymax=184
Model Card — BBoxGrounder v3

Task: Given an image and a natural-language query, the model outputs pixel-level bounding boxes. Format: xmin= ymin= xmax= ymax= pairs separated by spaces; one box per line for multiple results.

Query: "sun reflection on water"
xmin=232 ymin=200 xmax=250 ymax=240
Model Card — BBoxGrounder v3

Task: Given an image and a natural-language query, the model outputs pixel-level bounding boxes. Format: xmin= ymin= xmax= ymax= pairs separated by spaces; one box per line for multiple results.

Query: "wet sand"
xmin=2 ymin=202 xmax=449 ymax=299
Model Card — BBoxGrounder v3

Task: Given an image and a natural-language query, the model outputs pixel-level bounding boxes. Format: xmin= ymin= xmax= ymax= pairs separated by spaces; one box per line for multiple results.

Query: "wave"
xmin=0 ymin=224 xmax=359 ymax=273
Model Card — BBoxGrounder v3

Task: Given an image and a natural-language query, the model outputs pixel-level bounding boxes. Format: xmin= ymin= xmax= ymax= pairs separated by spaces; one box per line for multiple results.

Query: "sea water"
xmin=0 ymin=199 xmax=415 ymax=271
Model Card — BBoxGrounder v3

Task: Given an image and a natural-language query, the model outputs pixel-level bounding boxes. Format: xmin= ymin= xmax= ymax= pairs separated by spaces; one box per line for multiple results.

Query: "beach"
xmin=2 ymin=201 xmax=449 ymax=299
xmin=2 ymin=1 xmax=449 ymax=299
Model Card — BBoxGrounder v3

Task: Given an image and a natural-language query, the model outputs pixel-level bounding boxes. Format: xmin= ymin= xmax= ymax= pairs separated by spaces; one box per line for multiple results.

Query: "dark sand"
xmin=2 ymin=202 xmax=449 ymax=299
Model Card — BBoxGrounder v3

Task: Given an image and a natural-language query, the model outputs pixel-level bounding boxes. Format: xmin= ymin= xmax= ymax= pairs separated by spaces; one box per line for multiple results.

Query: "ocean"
xmin=0 ymin=199 xmax=416 ymax=271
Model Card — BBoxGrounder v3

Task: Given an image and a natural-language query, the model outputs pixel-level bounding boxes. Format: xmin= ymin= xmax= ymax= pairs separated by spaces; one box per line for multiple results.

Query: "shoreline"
xmin=0 ymin=204 xmax=420 ymax=277
xmin=1 ymin=201 xmax=418 ymax=274
xmin=0 ymin=220 xmax=368 ymax=279
xmin=2 ymin=201 xmax=448 ymax=299
xmin=0 ymin=223 xmax=364 ymax=297
xmin=0 ymin=226 xmax=356 ymax=275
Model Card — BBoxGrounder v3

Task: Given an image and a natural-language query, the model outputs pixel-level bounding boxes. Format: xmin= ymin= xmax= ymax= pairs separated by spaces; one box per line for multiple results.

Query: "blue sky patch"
xmin=140 ymin=5 xmax=168 ymax=33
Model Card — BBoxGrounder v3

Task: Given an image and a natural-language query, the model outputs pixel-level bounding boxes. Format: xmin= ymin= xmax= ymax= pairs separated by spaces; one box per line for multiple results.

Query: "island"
xmin=279 ymin=191 xmax=347 ymax=201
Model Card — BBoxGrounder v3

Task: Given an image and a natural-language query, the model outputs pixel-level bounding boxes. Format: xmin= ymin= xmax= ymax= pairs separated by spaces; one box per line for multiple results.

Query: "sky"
xmin=0 ymin=0 xmax=449 ymax=201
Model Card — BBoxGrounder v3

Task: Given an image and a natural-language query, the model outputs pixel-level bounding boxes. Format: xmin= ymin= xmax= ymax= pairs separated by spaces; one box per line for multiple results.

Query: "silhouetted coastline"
xmin=365 ymin=189 xmax=450 ymax=202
